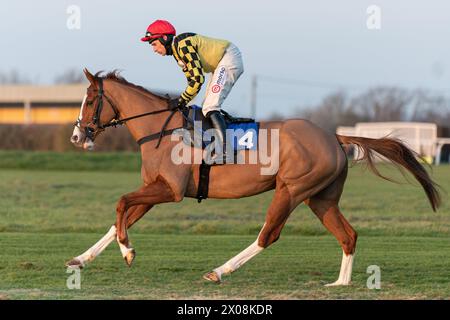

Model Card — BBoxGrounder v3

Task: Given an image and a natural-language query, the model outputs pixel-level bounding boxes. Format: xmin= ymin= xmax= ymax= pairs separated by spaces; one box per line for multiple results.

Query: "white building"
xmin=337 ymin=122 xmax=450 ymax=164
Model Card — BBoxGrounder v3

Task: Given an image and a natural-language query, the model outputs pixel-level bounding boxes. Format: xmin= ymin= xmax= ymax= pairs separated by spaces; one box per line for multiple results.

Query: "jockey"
xmin=141 ymin=19 xmax=244 ymax=162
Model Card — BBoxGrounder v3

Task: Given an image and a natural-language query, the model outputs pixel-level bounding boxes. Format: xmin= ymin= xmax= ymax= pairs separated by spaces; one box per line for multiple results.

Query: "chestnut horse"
xmin=67 ymin=69 xmax=440 ymax=286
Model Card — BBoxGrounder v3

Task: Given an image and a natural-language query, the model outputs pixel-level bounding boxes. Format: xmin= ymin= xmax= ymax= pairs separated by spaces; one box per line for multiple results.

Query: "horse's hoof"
xmin=124 ymin=249 xmax=136 ymax=267
xmin=65 ymin=258 xmax=84 ymax=269
xmin=203 ymin=271 xmax=221 ymax=284
xmin=325 ymin=280 xmax=351 ymax=287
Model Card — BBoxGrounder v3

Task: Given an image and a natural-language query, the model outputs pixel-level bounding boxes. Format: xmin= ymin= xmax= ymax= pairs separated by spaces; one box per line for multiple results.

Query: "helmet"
xmin=140 ymin=20 xmax=176 ymax=42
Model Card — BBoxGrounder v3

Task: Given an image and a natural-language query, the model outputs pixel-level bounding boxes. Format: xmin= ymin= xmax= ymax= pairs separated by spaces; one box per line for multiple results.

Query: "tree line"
xmin=270 ymin=87 xmax=450 ymax=135
xmin=0 ymin=68 xmax=86 ymax=84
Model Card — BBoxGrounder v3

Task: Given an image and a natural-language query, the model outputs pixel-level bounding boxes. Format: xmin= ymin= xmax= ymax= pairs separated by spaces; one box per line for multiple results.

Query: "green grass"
xmin=0 ymin=150 xmax=141 ymax=172
xmin=0 ymin=164 xmax=448 ymax=237
xmin=0 ymin=151 xmax=449 ymax=299
xmin=0 ymin=233 xmax=449 ymax=299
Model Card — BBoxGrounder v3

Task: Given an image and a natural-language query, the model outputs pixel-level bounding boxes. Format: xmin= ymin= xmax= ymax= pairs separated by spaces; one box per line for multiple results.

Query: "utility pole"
xmin=24 ymin=100 xmax=31 ymax=125
xmin=250 ymin=74 xmax=257 ymax=119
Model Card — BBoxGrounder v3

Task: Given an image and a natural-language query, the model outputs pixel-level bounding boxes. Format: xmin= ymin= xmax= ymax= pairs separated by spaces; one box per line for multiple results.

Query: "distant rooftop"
xmin=0 ymin=84 xmax=177 ymax=103
xmin=0 ymin=84 xmax=86 ymax=103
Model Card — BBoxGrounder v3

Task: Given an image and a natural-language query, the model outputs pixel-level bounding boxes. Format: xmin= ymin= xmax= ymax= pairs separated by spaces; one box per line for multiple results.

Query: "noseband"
xmin=85 ymin=78 xmax=120 ymax=140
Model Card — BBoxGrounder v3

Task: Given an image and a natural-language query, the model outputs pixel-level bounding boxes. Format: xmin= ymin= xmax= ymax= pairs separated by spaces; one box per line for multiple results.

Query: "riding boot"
xmin=206 ymin=110 xmax=231 ymax=164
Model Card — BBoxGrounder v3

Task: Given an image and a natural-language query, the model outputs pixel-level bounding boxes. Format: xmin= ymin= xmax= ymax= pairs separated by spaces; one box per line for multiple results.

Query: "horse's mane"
xmin=95 ymin=70 xmax=169 ymax=101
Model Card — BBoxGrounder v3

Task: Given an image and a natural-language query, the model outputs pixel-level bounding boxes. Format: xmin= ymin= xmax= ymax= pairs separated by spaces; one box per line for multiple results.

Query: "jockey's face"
xmin=151 ymin=39 xmax=167 ymax=56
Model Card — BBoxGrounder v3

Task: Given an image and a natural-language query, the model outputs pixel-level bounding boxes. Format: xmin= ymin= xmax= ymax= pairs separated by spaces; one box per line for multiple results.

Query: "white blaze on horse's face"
xmin=71 ymin=94 xmax=95 ymax=150
xmin=71 ymin=94 xmax=86 ymax=146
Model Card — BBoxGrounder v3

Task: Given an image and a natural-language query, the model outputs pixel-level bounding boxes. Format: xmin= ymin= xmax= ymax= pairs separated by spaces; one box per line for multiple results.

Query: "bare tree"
xmin=54 ymin=68 xmax=86 ymax=84
xmin=297 ymin=91 xmax=365 ymax=132
xmin=410 ymin=91 xmax=450 ymax=136
xmin=410 ymin=89 xmax=450 ymax=125
xmin=351 ymin=87 xmax=412 ymax=122
xmin=295 ymin=86 xmax=450 ymax=136
xmin=0 ymin=69 xmax=31 ymax=84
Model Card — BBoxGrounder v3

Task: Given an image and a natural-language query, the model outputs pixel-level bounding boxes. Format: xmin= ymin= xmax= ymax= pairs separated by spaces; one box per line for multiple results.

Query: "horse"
xmin=67 ymin=68 xmax=440 ymax=286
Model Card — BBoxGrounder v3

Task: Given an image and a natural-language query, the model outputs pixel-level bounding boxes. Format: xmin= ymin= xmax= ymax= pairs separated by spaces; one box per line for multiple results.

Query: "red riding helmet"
xmin=140 ymin=20 xmax=176 ymax=42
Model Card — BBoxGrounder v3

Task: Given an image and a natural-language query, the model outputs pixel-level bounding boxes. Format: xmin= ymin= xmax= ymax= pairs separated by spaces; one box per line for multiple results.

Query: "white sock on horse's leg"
xmin=117 ymin=236 xmax=134 ymax=258
xmin=75 ymin=225 xmax=117 ymax=265
xmin=213 ymin=240 xmax=264 ymax=280
xmin=325 ymin=250 xmax=354 ymax=286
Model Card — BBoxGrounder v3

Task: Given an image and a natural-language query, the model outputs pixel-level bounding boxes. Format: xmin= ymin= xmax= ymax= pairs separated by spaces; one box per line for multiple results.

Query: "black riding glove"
xmin=169 ymin=97 xmax=188 ymax=110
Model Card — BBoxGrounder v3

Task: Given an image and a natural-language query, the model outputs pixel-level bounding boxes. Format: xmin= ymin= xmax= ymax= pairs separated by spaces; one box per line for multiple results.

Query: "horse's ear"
xmin=83 ymin=68 xmax=97 ymax=87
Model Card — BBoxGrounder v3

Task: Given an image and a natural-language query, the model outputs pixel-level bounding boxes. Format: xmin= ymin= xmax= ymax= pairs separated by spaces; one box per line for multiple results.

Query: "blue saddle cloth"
xmin=187 ymin=105 xmax=259 ymax=151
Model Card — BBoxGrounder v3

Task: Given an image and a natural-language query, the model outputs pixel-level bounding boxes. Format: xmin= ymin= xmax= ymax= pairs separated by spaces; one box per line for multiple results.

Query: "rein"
xmin=78 ymin=77 xmax=185 ymax=148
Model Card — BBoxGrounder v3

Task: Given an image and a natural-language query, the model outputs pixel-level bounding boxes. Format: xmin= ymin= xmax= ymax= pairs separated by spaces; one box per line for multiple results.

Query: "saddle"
xmin=180 ymin=105 xmax=258 ymax=151
xmin=178 ymin=105 xmax=259 ymax=203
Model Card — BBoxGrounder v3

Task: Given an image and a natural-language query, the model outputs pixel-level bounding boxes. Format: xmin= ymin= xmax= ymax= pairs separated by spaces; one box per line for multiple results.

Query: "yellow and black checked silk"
xmin=172 ymin=33 xmax=205 ymax=103
xmin=172 ymin=33 xmax=230 ymax=103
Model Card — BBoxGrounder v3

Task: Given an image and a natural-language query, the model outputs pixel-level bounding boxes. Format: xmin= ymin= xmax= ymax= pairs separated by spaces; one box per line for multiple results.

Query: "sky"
xmin=1 ymin=0 xmax=450 ymax=119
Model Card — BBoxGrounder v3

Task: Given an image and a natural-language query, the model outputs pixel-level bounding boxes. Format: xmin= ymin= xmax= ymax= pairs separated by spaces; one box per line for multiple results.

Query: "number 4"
xmin=238 ymin=131 xmax=254 ymax=149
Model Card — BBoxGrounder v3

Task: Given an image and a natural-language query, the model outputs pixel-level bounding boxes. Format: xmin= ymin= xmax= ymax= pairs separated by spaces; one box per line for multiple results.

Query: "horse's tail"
xmin=336 ymin=134 xmax=441 ymax=211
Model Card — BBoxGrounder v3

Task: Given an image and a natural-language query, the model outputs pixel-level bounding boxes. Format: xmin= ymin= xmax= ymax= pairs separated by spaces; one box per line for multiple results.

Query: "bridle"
xmin=75 ymin=77 xmax=186 ymax=148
